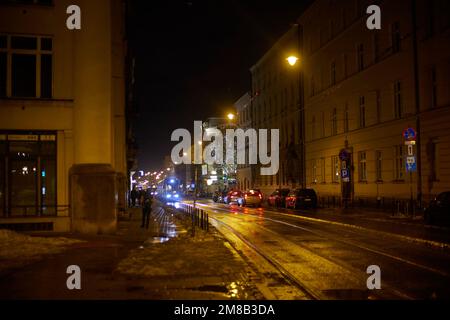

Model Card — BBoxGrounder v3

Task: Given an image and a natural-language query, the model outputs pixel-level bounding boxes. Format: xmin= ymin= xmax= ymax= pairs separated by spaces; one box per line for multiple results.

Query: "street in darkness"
xmin=1 ymin=0 xmax=450 ymax=316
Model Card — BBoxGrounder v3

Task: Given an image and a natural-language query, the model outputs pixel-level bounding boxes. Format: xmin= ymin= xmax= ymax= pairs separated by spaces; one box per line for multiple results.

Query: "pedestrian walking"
xmin=141 ymin=195 xmax=153 ymax=229
xmin=139 ymin=189 xmax=146 ymax=206
xmin=130 ymin=187 xmax=138 ymax=207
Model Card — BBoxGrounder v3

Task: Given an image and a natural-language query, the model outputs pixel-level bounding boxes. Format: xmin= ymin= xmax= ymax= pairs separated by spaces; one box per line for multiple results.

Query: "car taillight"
xmin=245 ymin=195 xmax=248 ymax=199
xmin=258 ymin=194 xmax=262 ymax=199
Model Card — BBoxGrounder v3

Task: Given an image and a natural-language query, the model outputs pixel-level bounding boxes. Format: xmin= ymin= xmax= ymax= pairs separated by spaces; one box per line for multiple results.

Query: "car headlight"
xmin=166 ymin=194 xmax=172 ymax=199
xmin=174 ymin=194 xmax=179 ymax=198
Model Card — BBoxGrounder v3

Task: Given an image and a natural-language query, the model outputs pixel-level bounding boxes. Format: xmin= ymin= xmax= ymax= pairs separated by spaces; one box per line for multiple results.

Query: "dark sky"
xmin=128 ymin=0 xmax=310 ymax=170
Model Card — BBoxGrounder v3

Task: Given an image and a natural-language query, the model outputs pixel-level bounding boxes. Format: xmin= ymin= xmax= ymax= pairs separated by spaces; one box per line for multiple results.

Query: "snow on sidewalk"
xmin=0 ymin=229 xmax=83 ymax=274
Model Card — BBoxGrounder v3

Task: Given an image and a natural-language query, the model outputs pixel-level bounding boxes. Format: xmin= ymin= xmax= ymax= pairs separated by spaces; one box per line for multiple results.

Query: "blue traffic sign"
xmin=341 ymin=169 xmax=349 ymax=179
xmin=403 ymin=127 xmax=417 ymax=141
xmin=339 ymin=149 xmax=350 ymax=161
xmin=406 ymin=156 xmax=417 ymax=172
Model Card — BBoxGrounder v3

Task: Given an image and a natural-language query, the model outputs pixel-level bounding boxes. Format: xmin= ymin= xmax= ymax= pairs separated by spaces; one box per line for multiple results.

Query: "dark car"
xmin=267 ymin=189 xmax=290 ymax=207
xmin=424 ymin=192 xmax=450 ymax=226
xmin=213 ymin=190 xmax=228 ymax=203
xmin=285 ymin=188 xmax=318 ymax=209
xmin=224 ymin=190 xmax=242 ymax=205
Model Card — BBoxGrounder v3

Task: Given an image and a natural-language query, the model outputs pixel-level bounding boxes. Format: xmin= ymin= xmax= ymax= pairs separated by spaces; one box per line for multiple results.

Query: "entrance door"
xmin=9 ymin=141 xmax=38 ymax=216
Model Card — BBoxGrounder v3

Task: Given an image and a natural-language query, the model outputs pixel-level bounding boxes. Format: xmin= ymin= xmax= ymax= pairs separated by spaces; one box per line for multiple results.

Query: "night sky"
xmin=128 ymin=0 xmax=311 ymax=170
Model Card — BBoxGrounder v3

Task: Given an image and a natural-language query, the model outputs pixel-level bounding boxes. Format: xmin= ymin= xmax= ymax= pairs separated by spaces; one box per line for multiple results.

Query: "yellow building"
xmin=0 ymin=0 xmax=127 ymax=232
xmin=250 ymin=28 xmax=302 ymax=196
xmin=235 ymin=92 xmax=253 ymax=191
xmin=299 ymin=0 xmax=450 ymax=207
xmin=248 ymin=0 xmax=450 ymax=207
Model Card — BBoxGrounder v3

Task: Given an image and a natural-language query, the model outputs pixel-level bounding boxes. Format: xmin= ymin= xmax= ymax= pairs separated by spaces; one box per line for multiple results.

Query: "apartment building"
xmin=250 ymin=28 xmax=302 ymax=196
xmin=0 ymin=0 xmax=128 ymax=232
xmin=235 ymin=92 xmax=253 ymax=191
xmin=299 ymin=0 xmax=450 ymax=205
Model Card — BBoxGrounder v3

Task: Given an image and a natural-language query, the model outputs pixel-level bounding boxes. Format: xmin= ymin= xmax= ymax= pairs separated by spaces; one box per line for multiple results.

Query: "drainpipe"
xmin=411 ymin=0 xmax=422 ymax=208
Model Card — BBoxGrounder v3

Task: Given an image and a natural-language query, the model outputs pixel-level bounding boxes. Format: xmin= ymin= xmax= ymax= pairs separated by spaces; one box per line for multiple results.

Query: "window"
xmin=332 ymin=156 xmax=340 ymax=183
xmin=373 ymin=32 xmax=380 ymax=62
xmin=375 ymin=150 xmax=382 ymax=181
xmin=330 ymin=61 xmax=336 ymax=85
xmin=321 ymin=111 xmax=325 ymax=137
xmin=0 ymin=51 xmax=6 ymax=97
xmin=376 ymin=89 xmax=381 ymax=123
xmin=430 ymin=139 xmax=440 ymax=182
xmin=391 ymin=22 xmax=401 ymax=53
xmin=431 ymin=66 xmax=438 ymax=108
xmin=331 ymin=108 xmax=337 ymax=135
xmin=359 ymin=96 xmax=366 ymax=128
xmin=0 ymin=34 xmax=53 ymax=98
xmin=311 ymin=115 xmax=316 ymax=140
xmin=357 ymin=43 xmax=364 ymax=71
xmin=394 ymin=81 xmax=402 ymax=118
xmin=320 ymin=158 xmax=326 ymax=183
xmin=344 ymin=103 xmax=349 ymax=133
xmin=311 ymin=159 xmax=317 ymax=184
xmin=394 ymin=145 xmax=405 ymax=180
xmin=343 ymin=53 xmax=348 ymax=78
xmin=1 ymin=133 xmax=56 ymax=217
xmin=358 ymin=151 xmax=367 ymax=181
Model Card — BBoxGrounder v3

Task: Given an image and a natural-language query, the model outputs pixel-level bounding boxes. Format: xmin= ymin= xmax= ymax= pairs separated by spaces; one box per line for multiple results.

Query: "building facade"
xmin=250 ymin=28 xmax=302 ymax=196
xmin=247 ymin=0 xmax=450 ymax=206
xmin=299 ymin=0 xmax=450 ymax=206
xmin=235 ymin=92 xmax=253 ymax=191
xmin=0 ymin=0 xmax=128 ymax=232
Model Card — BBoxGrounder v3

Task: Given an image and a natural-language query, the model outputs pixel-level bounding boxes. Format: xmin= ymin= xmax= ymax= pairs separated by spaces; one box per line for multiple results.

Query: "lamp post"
xmin=286 ymin=24 xmax=306 ymax=189
xmin=193 ymin=141 xmax=202 ymax=208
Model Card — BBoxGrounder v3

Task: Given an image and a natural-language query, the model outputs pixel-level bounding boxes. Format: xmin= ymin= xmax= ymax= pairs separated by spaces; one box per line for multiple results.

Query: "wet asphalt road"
xmin=189 ymin=200 xmax=450 ymax=300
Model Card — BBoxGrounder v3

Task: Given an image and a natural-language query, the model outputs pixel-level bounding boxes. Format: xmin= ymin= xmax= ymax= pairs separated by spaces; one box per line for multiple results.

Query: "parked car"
xmin=285 ymin=188 xmax=318 ymax=209
xmin=267 ymin=189 xmax=290 ymax=207
xmin=424 ymin=192 xmax=450 ymax=226
xmin=237 ymin=189 xmax=263 ymax=207
xmin=213 ymin=190 xmax=229 ymax=203
xmin=225 ymin=190 xmax=243 ymax=205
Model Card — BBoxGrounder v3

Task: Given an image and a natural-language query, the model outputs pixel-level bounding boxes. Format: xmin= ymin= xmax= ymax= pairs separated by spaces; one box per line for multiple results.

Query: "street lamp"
xmin=227 ymin=113 xmax=235 ymax=121
xmin=286 ymin=55 xmax=299 ymax=66
xmin=285 ymin=25 xmax=306 ymax=189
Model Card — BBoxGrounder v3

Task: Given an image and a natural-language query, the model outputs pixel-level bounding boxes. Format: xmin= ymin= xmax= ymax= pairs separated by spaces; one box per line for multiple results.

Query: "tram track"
xmin=209 ymin=214 xmax=324 ymax=300
xmin=192 ymin=201 xmax=450 ymax=299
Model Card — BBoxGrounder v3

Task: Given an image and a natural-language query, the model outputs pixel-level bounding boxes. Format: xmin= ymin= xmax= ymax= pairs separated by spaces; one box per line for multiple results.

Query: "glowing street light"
xmin=227 ymin=113 xmax=235 ymax=121
xmin=286 ymin=55 xmax=299 ymax=66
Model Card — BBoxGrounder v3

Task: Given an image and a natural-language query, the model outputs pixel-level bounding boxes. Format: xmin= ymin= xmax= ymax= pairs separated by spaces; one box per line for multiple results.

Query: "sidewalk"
xmin=0 ymin=204 xmax=263 ymax=300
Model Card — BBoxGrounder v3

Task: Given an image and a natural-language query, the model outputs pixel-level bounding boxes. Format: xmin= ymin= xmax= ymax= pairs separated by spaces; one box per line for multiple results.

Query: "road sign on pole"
xmin=406 ymin=156 xmax=417 ymax=172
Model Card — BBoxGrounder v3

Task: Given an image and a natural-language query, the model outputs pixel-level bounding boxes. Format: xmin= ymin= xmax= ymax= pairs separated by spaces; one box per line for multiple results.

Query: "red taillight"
xmin=245 ymin=195 xmax=248 ymax=199
xmin=258 ymin=194 xmax=262 ymax=199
